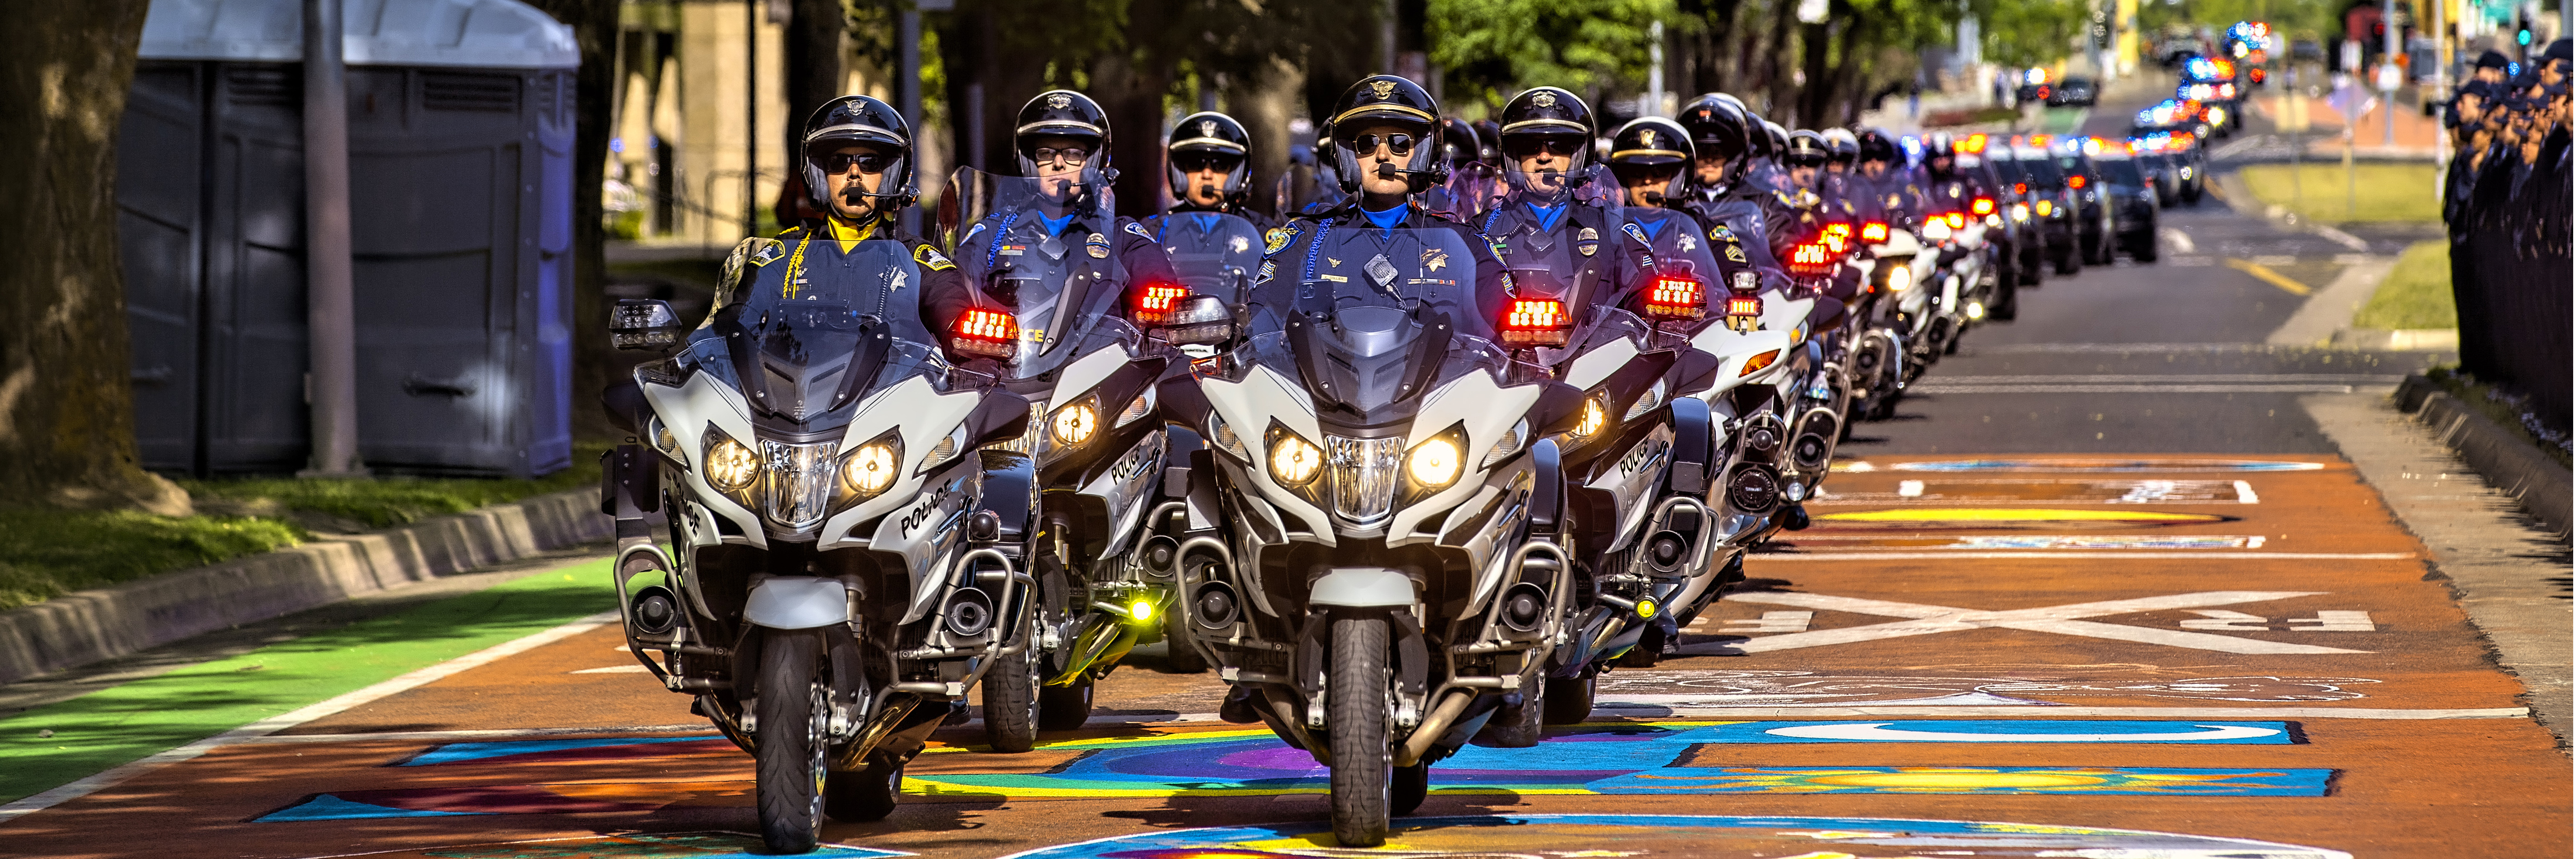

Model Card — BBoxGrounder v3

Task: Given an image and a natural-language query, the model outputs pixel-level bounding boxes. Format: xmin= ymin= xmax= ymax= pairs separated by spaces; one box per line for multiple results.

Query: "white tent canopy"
xmin=139 ymin=0 xmax=577 ymax=69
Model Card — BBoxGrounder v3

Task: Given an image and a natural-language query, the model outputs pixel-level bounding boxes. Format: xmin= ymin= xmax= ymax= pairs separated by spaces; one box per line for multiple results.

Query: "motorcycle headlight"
xmin=1405 ymin=437 xmax=1461 ymax=489
xmin=1050 ymin=398 xmax=1099 ymax=447
xmin=1888 ymin=264 xmax=1914 ymax=292
xmin=1572 ymin=395 xmax=1609 ymax=438
xmin=1267 ymin=427 xmax=1323 ymax=486
xmin=839 ymin=440 xmax=899 ymax=497
xmin=705 ymin=435 xmax=759 ymax=491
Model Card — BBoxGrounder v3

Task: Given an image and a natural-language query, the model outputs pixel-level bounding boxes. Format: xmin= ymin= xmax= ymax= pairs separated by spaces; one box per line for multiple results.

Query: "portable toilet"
xmin=118 ymin=0 xmax=579 ymax=477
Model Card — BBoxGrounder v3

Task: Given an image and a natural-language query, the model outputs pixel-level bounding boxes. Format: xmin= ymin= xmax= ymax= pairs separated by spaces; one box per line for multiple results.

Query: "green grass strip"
xmin=0 ymin=558 xmax=614 ymax=804
xmin=2352 ymin=241 xmax=2458 ymax=331
xmin=2237 ymin=163 xmax=2441 ymax=224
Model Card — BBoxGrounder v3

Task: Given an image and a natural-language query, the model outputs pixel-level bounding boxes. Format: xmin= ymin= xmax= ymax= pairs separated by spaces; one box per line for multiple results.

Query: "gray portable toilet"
xmin=119 ymin=0 xmax=579 ymax=478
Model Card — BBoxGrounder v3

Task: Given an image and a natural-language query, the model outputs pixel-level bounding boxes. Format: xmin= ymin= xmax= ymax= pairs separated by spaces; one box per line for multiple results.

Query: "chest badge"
xmin=1229 ymin=234 xmax=1250 ymax=254
xmin=1679 ymin=233 xmax=1698 ymax=252
xmin=1421 ymin=247 xmax=1448 ymax=271
xmin=1085 ymin=233 xmax=1110 ymax=259
xmin=1575 ymin=226 xmax=1599 ymax=257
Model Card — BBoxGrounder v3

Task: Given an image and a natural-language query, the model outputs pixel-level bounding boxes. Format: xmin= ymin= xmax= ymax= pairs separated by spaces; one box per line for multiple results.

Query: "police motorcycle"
xmin=599 ymin=96 xmax=1036 ymax=853
xmin=1161 ymin=76 xmax=1583 ymax=847
xmin=1135 ymin=111 xmax=1271 ymax=670
xmin=936 ymin=90 xmax=1189 ymax=745
xmin=1516 ymin=114 xmax=1747 ymax=726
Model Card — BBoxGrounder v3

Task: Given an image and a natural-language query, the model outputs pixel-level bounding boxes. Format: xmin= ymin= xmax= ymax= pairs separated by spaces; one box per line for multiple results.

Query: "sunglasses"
xmin=1785 ymin=154 xmax=1827 ymax=168
xmin=1611 ymin=163 xmax=1682 ymax=183
xmin=1341 ymin=133 xmax=1417 ymax=155
xmin=1504 ymin=136 xmax=1587 ymax=159
xmin=817 ymin=151 xmax=894 ymax=173
xmin=1029 ymin=146 xmax=1091 ymax=166
xmin=1172 ymin=152 xmax=1244 ymax=173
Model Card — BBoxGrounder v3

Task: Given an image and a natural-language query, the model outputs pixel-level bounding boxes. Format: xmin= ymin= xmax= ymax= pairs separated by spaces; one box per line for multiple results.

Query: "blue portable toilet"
xmin=118 ymin=0 xmax=579 ymax=477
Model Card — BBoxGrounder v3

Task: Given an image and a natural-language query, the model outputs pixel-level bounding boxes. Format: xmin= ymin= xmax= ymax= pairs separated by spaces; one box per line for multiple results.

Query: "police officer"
xmin=1249 ymin=76 xmax=1508 ymax=337
xmin=1675 ymin=94 xmax=1799 ymax=273
xmin=951 ymin=90 xmax=1180 ymax=329
xmin=1140 ymin=111 xmax=1273 ymax=311
xmin=1605 ymin=115 xmax=1746 ymax=315
xmin=1913 ymin=131 xmax=1994 ymax=219
xmin=1473 ymin=86 xmax=1653 ymax=329
xmin=605 ymin=95 xmax=989 ymax=430
xmin=1852 ymin=128 xmax=1917 ymax=221
xmin=1755 ymin=120 xmax=1794 ymax=191
xmin=1425 ymin=116 xmax=1497 ymax=220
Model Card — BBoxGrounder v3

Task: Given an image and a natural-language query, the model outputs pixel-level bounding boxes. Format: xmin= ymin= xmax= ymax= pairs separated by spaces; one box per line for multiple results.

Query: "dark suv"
xmin=1981 ymin=148 xmax=2049 ymax=287
xmin=2011 ymin=141 xmax=2083 ymax=275
xmin=2087 ymin=146 xmax=2161 ymax=262
xmin=2050 ymin=142 xmax=2119 ymax=266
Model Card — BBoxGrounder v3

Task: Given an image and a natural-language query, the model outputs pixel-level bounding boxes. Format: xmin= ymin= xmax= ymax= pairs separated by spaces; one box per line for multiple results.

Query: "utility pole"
xmin=1648 ymin=21 xmax=1667 ymax=115
xmin=301 ymin=0 xmax=362 ymax=477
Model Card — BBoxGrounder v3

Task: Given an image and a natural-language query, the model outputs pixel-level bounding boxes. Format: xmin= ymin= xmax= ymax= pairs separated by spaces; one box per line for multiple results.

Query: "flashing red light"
xmin=1725 ymin=294 xmax=1763 ymax=318
xmin=2036 ymin=86 xmax=2050 ymax=99
xmin=1646 ymin=277 xmax=1706 ymax=319
xmin=1963 ymin=133 xmax=1988 ymax=153
xmin=1133 ymin=282 xmax=1190 ymax=324
xmin=2014 ymin=182 xmax=2029 ymax=195
xmin=1860 ymin=221 xmax=1890 ymax=242
xmin=2249 ymin=67 xmax=2267 ymax=84
xmin=1970 ymin=197 xmax=1996 ymax=216
xmin=951 ymin=309 xmax=1020 ymax=359
xmin=1821 ymin=222 xmax=1854 ymax=253
xmin=1500 ymin=299 xmax=1572 ymax=347
xmin=1943 ymin=212 xmax=1966 ymax=230
xmin=2068 ymin=175 xmax=2088 ymax=189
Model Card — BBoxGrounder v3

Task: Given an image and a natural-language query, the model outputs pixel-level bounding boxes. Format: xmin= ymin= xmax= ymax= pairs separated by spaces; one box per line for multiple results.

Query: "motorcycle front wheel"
xmin=1328 ymin=611 xmax=1393 ymax=847
xmin=756 ymin=632 xmax=828 ymax=853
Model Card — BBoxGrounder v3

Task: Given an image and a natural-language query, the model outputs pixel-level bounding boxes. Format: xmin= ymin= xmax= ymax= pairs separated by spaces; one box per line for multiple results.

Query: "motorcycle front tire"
xmin=755 ymin=633 xmax=828 ymax=854
xmin=1327 ymin=612 xmax=1393 ymax=847
xmin=982 ymin=644 xmax=1041 ymax=752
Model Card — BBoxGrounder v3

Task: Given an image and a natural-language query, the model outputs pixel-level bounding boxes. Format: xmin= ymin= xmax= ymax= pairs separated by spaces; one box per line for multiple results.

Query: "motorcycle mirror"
xmin=965 ymin=389 xmax=1035 ymax=449
xmin=1160 ymin=296 xmax=1238 ymax=346
xmin=610 ymin=299 xmax=686 ymax=351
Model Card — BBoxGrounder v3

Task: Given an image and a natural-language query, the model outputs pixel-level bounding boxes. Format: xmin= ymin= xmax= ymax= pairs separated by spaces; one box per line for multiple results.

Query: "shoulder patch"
xmin=1263 ymin=223 xmax=1301 ymax=255
xmin=1620 ymin=222 xmax=1652 ymax=247
xmin=913 ymin=244 xmax=955 ymax=271
xmin=745 ymin=238 xmax=787 ymax=267
xmin=1725 ymin=244 xmax=1748 ymax=263
xmin=1124 ymin=221 xmax=1152 ymax=239
xmin=1710 ymin=224 xmax=1738 ymax=242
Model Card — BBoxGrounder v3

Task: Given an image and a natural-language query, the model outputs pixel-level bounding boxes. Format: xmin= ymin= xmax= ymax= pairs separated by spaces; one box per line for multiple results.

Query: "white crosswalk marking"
xmin=1722 ymin=611 xmax=1814 ymax=633
xmin=2292 ymin=611 xmax=2377 ymax=631
xmin=1716 ymin=591 xmax=2370 ymax=654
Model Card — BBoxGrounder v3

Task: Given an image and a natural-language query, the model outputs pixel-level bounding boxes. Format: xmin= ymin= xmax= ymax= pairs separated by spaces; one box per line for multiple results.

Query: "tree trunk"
xmin=1228 ymin=58 xmax=1301 ymax=218
xmin=0 ymin=0 xmax=188 ymax=513
xmin=1093 ymin=51 xmax=1170 ymax=219
xmin=523 ymin=0 xmax=623 ymax=443
xmin=785 ymin=0 xmax=844 ymax=139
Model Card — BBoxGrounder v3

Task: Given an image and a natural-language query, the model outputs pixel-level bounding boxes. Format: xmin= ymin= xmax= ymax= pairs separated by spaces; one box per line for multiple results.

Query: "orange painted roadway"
xmin=2 ymin=455 xmax=2565 ymax=858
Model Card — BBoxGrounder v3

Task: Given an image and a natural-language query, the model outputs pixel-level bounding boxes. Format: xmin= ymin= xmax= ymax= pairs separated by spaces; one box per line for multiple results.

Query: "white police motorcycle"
xmin=602 ymin=237 xmax=1035 ymax=852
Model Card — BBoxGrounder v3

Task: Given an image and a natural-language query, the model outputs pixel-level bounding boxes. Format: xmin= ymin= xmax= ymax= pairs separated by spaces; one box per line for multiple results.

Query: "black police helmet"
xmin=1014 ymin=90 xmax=1113 ymax=178
xmin=1165 ymin=111 xmax=1252 ymax=203
xmin=1821 ymin=128 xmax=1859 ymax=164
xmin=1497 ymin=86 xmax=1598 ymax=172
xmin=1742 ymin=110 xmax=1777 ymax=160
xmin=1784 ymin=129 xmax=1829 ymax=168
xmin=1471 ymin=120 xmax=1502 ymax=166
xmin=1677 ymin=94 xmax=1752 ymax=168
xmin=801 ymin=94 xmax=916 ymax=214
xmin=1327 ymin=75 xmax=1444 ymax=194
xmin=1922 ymin=131 xmax=1958 ymax=160
xmin=1438 ymin=116 xmax=1480 ymax=168
xmin=1855 ymin=127 xmax=1900 ymax=164
xmin=1762 ymin=120 xmax=1789 ymax=160
xmin=1609 ymin=116 xmax=1694 ymax=201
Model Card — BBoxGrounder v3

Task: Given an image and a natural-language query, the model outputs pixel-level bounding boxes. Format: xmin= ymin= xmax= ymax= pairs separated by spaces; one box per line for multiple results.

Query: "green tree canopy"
xmin=1429 ymin=0 xmax=1680 ymax=112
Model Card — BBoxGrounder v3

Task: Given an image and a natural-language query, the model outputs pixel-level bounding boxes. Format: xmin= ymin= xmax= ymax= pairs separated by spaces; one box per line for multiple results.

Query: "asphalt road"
xmin=2 ymin=122 xmax=2562 ymax=858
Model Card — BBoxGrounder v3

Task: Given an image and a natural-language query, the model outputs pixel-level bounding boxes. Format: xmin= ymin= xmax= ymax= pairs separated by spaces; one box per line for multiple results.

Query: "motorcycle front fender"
xmin=745 ymin=576 xmax=851 ymax=630
xmin=1309 ymin=567 xmax=1417 ymax=608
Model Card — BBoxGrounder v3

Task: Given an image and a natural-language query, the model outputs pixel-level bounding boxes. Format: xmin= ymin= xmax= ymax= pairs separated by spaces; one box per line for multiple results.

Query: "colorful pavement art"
xmin=1879 ymin=459 xmax=2328 ymax=472
xmin=291 ymin=832 xmax=907 ymax=859
xmin=1584 ymin=669 xmax=2377 ymax=706
xmin=898 ymin=723 xmax=2327 ymax=799
xmin=997 ymin=814 xmax=2354 ymax=858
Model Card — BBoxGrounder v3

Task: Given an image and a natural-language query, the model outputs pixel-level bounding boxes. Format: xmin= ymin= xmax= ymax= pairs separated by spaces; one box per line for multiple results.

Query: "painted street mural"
xmin=997 ymin=814 xmax=2354 ymax=859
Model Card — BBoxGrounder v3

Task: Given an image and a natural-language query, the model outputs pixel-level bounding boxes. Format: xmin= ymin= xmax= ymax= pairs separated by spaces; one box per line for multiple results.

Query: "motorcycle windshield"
xmin=1152 ymin=211 xmax=1266 ymax=302
xmin=681 ymin=239 xmax=968 ymax=424
xmin=938 ymin=167 xmax=1131 ymax=380
xmin=1253 ymin=226 xmax=1502 ymax=421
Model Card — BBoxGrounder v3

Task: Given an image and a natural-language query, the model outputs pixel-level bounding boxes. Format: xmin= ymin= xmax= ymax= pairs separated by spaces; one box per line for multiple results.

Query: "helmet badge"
xmin=1046 ymin=93 xmax=1072 ymax=109
xmin=1199 ymin=119 xmax=1218 ymax=138
xmin=1532 ymin=91 xmax=1557 ymax=109
xmin=1640 ymin=129 xmax=1656 ymax=147
xmin=1369 ymin=80 xmax=1397 ymax=99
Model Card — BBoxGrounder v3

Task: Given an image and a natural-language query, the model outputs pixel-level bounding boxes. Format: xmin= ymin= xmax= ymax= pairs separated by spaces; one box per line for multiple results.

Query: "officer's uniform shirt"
xmin=1250 ymin=201 xmax=1510 ymax=342
xmin=954 ymin=202 xmax=1181 ymax=333
xmin=1475 ymin=192 xmax=1651 ymax=323
xmin=716 ymin=214 xmax=981 ymax=339
xmin=1612 ymin=205 xmax=1765 ymax=318
xmin=1140 ymin=206 xmax=1272 ymax=300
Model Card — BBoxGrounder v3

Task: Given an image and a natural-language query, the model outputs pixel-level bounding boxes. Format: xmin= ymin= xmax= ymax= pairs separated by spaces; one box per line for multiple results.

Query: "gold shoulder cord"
xmin=780 ymin=235 xmax=814 ymax=300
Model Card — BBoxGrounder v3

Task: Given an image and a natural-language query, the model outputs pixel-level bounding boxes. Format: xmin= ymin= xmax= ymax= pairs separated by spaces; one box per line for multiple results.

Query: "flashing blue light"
xmin=609 ymin=137 xmax=625 ymax=154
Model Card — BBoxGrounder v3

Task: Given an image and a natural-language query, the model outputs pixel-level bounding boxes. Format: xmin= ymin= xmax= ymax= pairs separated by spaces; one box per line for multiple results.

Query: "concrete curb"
xmin=0 ymin=489 xmax=611 ymax=686
xmin=2397 ymin=376 xmax=2574 ymax=535
xmin=2333 ymin=327 xmax=2461 ymax=351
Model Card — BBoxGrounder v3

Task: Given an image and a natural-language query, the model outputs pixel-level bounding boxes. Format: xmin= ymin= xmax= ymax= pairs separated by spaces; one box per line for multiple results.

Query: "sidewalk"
xmin=2249 ymin=92 xmax=2444 ymax=160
